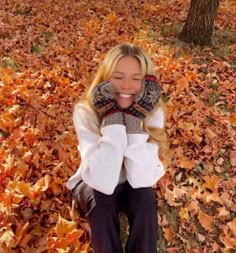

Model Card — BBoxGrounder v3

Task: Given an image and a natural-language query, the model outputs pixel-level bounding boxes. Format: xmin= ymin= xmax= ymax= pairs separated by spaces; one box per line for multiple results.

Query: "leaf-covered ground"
xmin=0 ymin=0 xmax=235 ymax=252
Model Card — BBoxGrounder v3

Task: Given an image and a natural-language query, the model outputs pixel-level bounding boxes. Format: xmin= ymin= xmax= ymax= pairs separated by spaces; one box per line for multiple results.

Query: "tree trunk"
xmin=178 ymin=0 xmax=220 ymax=46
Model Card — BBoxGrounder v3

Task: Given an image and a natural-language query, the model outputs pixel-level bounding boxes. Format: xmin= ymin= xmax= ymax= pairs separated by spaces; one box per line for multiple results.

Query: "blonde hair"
xmin=76 ymin=43 xmax=170 ymax=168
xmin=86 ymin=43 xmax=155 ymax=102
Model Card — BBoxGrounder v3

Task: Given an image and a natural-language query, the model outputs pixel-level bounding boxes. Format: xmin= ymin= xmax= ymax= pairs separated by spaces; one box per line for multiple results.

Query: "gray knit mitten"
xmin=124 ymin=113 xmax=143 ymax=134
xmin=91 ymin=81 xmax=123 ymax=127
xmin=101 ymin=111 xmax=124 ymax=128
xmin=124 ymin=75 xmax=161 ymax=119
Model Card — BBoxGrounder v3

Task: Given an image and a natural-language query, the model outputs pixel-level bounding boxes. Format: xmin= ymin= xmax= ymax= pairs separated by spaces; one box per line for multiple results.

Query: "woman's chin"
xmin=117 ymin=102 xmax=133 ymax=109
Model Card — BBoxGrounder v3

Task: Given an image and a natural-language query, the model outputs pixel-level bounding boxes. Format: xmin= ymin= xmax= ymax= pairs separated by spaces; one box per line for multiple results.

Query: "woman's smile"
xmin=117 ymin=93 xmax=133 ymax=98
xmin=115 ymin=91 xmax=137 ymax=108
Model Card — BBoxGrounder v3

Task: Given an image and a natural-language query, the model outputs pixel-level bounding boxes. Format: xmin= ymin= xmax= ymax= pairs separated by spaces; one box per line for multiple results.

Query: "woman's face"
xmin=109 ymin=56 xmax=143 ymax=109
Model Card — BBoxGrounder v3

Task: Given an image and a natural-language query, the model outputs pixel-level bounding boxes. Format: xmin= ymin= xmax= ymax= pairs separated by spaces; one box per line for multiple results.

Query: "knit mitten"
xmin=124 ymin=75 xmax=161 ymax=119
xmin=124 ymin=113 xmax=143 ymax=134
xmin=91 ymin=81 xmax=123 ymax=127
xmin=101 ymin=111 xmax=124 ymax=128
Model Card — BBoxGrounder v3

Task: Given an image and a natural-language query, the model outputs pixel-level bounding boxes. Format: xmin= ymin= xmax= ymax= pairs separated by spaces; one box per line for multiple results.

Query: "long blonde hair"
xmin=76 ymin=43 xmax=170 ymax=167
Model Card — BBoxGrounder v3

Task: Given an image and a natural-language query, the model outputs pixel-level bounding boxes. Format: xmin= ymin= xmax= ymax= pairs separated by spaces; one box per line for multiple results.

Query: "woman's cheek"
xmin=108 ymin=79 xmax=120 ymax=90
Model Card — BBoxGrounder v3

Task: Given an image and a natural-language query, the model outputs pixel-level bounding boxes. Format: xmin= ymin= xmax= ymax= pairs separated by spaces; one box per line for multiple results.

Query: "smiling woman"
xmin=67 ymin=43 xmax=169 ymax=253
xmin=109 ymin=56 xmax=142 ymax=109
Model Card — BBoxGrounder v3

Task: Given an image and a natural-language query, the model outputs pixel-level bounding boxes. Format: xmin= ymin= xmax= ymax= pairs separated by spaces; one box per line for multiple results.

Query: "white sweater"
xmin=66 ymin=105 xmax=165 ymax=195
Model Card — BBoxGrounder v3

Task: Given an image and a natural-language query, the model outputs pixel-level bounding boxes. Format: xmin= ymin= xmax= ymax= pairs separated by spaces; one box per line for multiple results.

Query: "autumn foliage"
xmin=0 ymin=0 xmax=235 ymax=252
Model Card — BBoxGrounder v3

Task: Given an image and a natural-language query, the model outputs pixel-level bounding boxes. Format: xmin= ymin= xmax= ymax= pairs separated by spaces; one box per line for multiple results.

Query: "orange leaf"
xmin=175 ymin=76 xmax=189 ymax=91
xmin=106 ymin=13 xmax=117 ymax=23
xmin=163 ymin=226 xmax=174 ymax=242
xmin=202 ymin=175 xmax=221 ymax=193
xmin=14 ymin=222 xmax=30 ymax=246
xmin=197 ymin=210 xmax=214 ymax=231
xmin=228 ymin=115 xmax=236 ymax=125
xmin=178 ymin=157 xmax=196 ymax=170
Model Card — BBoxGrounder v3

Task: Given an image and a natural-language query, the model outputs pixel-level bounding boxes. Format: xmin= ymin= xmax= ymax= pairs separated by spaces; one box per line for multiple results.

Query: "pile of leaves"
xmin=0 ymin=0 xmax=235 ymax=252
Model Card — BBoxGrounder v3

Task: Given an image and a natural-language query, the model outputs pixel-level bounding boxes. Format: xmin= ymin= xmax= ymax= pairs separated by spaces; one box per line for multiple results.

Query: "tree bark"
xmin=178 ymin=0 xmax=220 ymax=46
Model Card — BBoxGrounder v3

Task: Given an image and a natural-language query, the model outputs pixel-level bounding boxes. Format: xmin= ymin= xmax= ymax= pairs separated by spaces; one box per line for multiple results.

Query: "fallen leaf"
xmin=163 ymin=226 xmax=174 ymax=242
xmin=197 ymin=210 xmax=214 ymax=231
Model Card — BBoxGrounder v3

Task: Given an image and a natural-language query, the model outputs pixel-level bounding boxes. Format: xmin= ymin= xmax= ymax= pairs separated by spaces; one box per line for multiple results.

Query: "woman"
xmin=67 ymin=43 xmax=169 ymax=253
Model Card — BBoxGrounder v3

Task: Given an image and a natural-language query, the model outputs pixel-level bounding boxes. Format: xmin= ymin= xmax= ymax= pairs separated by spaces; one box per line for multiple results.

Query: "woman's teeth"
xmin=118 ymin=93 xmax=132 ymax=98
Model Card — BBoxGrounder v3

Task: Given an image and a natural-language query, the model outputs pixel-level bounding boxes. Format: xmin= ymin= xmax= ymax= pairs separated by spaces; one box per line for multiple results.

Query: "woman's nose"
xmin=120 ymin=78 xmax=130 ymax=90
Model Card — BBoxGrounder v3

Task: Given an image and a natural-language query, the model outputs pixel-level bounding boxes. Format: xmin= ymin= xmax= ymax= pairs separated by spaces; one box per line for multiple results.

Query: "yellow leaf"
xmin=33 ymin=175 xmax=51 ymax=192
xmin=21 ymin=151 xmax=33 ymax=163
xmin=55 ymin=215 xmax=76 ymax=238
xmin=0 ymin=230 xmax=15 ymax=248
xmin=217 ymin=206 xmax=230 ymax=217
xmin=50 ymin=177 xmax=63 ymax=196
xmin=179 ymin=207 xmax=189 ymax=220
xmin=16 ymin=181 xmax=33 ymax=199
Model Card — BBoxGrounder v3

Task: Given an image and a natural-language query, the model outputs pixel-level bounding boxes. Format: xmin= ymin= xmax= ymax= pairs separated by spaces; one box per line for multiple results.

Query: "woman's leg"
xmin=121 ymin=182 xmax=158 ymax=253
xmin=87 ymin=185 xmax=124 ymax=253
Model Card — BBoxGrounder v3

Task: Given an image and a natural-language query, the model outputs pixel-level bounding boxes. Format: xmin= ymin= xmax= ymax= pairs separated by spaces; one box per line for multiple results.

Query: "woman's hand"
xmin=91 ymin=81 xmax=124 ymax=127
xmin=91 ymin=81 xmax=119 ymax=117
xmin=123 ymin=75 xmax=161 ymax=134
xmin=124 ymin=75 xmax=161 ymax=119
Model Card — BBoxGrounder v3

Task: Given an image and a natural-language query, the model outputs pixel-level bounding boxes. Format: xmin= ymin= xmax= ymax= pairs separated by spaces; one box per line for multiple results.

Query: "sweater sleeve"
xmin=72 ymin=105 xmax=127 ymax=195
xmin=124 ymin=107 xmax=166 ymax=188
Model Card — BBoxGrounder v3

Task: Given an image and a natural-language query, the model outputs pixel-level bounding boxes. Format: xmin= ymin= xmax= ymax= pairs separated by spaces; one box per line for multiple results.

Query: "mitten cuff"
xmin=101 ymin=111 xmax=124 ymax=127
xmin=124 ymin=113 xmax=144 ymax=134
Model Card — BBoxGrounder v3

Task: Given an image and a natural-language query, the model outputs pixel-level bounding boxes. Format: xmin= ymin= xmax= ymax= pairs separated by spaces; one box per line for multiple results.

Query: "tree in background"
xmin=178 ymin=0 xmax=220 ymax=46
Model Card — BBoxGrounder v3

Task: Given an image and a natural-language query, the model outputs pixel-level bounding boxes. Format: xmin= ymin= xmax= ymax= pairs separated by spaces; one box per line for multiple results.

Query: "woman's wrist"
xmin=101 ymin=111 xmax=124 ymax=127
xmin=124 ymin=113 xmax=144 ymax=134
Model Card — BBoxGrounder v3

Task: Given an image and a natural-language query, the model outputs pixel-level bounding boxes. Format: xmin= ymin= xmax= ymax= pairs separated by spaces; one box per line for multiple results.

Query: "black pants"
xmin=87 ymin=182 xmax=158 ymax=253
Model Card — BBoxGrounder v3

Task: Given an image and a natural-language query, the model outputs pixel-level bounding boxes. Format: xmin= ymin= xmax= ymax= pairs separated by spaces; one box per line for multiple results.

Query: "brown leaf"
xmin=220 ymin=219 xmax=236 ymax=248
xmin=229 ymin=150 xmax=236 ymax=166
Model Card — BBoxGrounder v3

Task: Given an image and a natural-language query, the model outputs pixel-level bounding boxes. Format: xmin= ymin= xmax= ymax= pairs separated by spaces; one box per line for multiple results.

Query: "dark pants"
xmin=87 ymin=182 xmax=158 ymax=253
